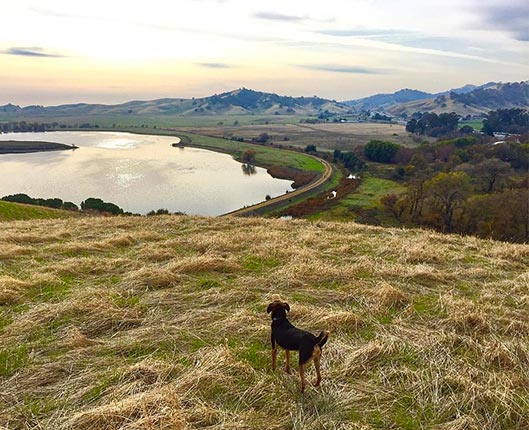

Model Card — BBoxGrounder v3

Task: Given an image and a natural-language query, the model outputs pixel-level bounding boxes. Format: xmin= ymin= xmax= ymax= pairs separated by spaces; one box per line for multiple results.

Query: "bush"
xmin=147 ymin=209 xmax=170 ymax=216
xmin=364 ymin=140 xmax=401 ymax=163
xmin=80 ymin=198 xmax=124 ymax=215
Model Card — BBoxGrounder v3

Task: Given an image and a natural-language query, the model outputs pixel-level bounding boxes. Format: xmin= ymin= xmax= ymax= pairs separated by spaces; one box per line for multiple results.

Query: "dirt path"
xmin=221 ymin=155 xmax=333 ymax=217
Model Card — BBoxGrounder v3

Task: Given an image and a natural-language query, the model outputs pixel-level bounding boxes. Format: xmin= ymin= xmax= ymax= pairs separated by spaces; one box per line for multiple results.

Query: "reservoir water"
xmin=0 ymin=131 xmax=294 ymax=215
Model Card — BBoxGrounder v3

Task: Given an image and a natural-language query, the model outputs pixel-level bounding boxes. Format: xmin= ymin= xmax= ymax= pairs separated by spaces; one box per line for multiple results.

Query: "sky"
xmin=1 ymin=0 xmax=528 ymax=105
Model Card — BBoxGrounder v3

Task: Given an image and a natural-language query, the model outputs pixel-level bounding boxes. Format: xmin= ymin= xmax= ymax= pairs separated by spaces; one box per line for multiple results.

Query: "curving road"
xmin=221 ymin=154 xmax=333 ymax=217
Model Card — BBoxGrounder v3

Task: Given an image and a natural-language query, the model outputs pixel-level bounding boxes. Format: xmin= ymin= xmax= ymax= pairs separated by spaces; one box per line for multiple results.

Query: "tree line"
xmin=362 ymin=136 xmax=528 ymax=242
xmin=1 ymin=194 xmax=125 ymax=215
xmin=406 ymin=108 xmax=529 ymax=138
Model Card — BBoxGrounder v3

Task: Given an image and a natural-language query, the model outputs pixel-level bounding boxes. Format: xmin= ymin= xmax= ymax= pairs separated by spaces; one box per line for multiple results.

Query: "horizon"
xmin=1 ymin=81 xmax=518 ymax=109
xmin=2 ymin=0 xmax=529 ymax=106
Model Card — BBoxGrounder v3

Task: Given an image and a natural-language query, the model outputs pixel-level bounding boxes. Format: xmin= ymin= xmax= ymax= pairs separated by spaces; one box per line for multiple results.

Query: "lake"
xmin=0 ymin=131 xmax=294 ymax=215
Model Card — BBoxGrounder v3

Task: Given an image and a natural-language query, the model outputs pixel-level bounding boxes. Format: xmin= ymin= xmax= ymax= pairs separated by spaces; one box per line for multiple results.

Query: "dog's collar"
xmin=272 ymin=317 xmax=285 ymax=321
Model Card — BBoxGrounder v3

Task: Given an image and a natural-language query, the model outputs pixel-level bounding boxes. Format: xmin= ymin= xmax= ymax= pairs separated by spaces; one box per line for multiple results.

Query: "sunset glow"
xmin=2 ymin=0 xmax=528 ymax=105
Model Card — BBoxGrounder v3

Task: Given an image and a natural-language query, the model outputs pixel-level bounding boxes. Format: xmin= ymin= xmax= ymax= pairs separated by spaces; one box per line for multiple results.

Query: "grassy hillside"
xmin=0 ymin=216 xmax=528 ymax=429
xmin=0 ymin=201 xmax=80 ymax=221
xmin=0 ymin=88 xmax=349 ymax=120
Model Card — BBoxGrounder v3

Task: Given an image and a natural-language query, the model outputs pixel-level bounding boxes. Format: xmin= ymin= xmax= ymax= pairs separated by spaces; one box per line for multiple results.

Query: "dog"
xmin=267 ymin=300 xmax=329 ymax=392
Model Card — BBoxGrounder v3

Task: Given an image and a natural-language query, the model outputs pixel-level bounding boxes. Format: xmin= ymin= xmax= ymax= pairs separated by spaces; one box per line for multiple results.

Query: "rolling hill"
xmin=388 ymin=81 xmax=529 ymax=116
xmin=2 ymin=82 xmax=527 ymax=122
xmin=0 ymin=88 xmax=350 ymax=119
xmin=0 ymin=200 xmax=80 ymax=221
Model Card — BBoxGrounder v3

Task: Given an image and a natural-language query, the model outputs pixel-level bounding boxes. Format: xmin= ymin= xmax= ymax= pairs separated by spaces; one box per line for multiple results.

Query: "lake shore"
xmin=0 ymin=140 xmax=77 ymax=154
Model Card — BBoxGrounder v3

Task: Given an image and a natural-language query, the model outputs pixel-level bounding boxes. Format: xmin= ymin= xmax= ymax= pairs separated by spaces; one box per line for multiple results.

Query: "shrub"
xmin=364 ymin=140 xmax=401 ymax=163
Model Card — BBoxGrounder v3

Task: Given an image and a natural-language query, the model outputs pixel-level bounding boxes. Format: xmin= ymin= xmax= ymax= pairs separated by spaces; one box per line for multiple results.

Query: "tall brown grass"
xmin=0 ymin=215 xmax=528 ymax=429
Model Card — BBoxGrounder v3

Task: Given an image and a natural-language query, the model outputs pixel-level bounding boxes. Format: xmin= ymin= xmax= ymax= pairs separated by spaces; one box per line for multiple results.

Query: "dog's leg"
xmin=299 ymin=363 xmax=306 ymax=392
xmin=272 ymin=346 xmax=277 ymax=371
xmin=313 ymin=346 xmax=322 ymax=386
xmin=285 ymin=350 xmax=292 ymax=374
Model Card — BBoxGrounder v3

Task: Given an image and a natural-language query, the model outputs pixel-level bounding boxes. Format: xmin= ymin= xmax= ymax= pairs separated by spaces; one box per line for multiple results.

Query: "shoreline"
xmin=0 ymin=140 xmax=77 ymax=154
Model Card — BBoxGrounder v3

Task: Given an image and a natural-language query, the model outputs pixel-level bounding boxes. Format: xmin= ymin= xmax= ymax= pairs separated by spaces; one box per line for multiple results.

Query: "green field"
xmin=0 ymin=201 xmax=80 ymax=221
xmin=459 ymin=119 xmax=484 ymax=130
xmin=0 ymin=113 xmax=310 ymax=128
xmin=311 ymin=176 xmax=406 ymax=221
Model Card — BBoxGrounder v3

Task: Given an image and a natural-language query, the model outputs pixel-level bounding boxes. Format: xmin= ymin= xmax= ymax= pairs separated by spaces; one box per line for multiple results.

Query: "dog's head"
xmin=267 ymin=300 xmax=290 ymax=320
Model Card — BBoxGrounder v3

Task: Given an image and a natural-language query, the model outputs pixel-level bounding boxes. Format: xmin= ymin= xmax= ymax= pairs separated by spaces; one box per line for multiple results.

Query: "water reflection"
xmin=0 ymin=132 xmax=294 ymax=215
xmin=241 ymin=163 xmax=257 ymax=175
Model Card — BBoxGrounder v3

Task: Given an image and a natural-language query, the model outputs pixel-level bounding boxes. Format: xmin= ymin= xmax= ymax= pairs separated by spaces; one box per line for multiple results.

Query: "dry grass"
xmin=184 ymin=122 xmax=421 ymax=151
xmin=0 ymin=216 xmax=528 ymax=429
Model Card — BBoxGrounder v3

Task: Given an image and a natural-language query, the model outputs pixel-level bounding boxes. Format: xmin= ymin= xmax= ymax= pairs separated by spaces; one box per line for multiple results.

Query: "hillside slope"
xmin=0 ymin=88 xmax=349 ymax=118
xmin=0 ymin=216 xmax=528 ymax=429
xmin=0 ymin=201 xmax=80 ymax=221
xmin=388 ymin=81 xmax=529 ymax=116
xmin=343 ymin=82 xmax=498 ymax=112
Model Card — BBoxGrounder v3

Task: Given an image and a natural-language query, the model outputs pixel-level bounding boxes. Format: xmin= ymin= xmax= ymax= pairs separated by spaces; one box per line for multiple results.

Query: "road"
xmin=221 ymin=154 xmax=333 ymax=217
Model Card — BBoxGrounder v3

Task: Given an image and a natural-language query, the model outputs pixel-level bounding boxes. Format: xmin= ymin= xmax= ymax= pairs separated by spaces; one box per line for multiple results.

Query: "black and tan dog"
xmin=267 ymin=300 xmax=329 ymax=392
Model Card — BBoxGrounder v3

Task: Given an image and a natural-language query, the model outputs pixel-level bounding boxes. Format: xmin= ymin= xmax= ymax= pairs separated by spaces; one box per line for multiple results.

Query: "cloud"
xmin=3 ymin=47 xmax=65 ymax=58
xmin=298 ymin=64 xmax=389 ymax=75
xmin=476 ymin=1 xmax=529 ymax=41
xmin=196 ymin=62 xmax=234 ymax=69
xmin=254 ymin=11 xmax=305 ymax=22
xmin=319 ymin=28 xmax=412 ymax=38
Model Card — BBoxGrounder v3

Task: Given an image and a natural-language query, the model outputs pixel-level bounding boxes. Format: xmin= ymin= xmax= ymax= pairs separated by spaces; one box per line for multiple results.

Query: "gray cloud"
xmin=4 ymin=47 xmax=65 ymax=58
xmin=197 ymin=62 xmax=234 ymax=69
xmin=298 ymin=64 xmax=388 ymax=75
xmin=476 ymin=1 xmax=529 ymax=41
xmin=254 ymin=11 xmax=305 ymax=22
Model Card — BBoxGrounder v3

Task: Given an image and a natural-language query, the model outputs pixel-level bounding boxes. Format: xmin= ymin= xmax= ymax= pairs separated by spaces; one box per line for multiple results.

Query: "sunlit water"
xmin=0 ymin=131 xmax=294 ymax=215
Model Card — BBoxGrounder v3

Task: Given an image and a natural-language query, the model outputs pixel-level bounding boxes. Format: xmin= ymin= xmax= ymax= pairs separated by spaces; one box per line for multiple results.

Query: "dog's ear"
xmin=283 ymin=302 xmax=290 ymax=312
xmin=266 ymin=303 xmax=274 ymax=314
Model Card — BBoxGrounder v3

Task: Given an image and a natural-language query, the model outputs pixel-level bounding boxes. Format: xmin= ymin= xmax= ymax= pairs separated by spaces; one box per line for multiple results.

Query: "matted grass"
xmin=0 ymin=215 xmax=528 ymax=429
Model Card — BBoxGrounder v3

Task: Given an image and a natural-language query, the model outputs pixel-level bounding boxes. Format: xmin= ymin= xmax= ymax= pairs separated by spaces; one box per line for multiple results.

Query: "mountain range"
xmin=1 ymin=81 xmax=528 ymax=120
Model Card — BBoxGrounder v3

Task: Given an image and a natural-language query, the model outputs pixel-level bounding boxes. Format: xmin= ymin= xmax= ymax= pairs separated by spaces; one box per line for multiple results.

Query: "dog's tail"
xmin=314 ymin=330 xmax=330 ymax=349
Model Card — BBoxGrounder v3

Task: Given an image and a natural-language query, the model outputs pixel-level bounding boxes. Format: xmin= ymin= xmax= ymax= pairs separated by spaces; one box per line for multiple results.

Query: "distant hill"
xmin=344 ymin=82 xmax=500 ymax=114
xmin=0 ymin=88 xmax=350 ymax=118
xmin=2 ymin=82 xmax=527 ymax=120
xmin=387 ymin=81 xmax=529 ymax=117
xmin=343 ymin=89 xmax=433 ymax=111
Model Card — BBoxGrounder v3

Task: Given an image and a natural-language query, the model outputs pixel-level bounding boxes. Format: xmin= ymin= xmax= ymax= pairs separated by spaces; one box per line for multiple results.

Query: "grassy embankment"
xmin=310 ymin=175 xmax=406 ymax=222
xmin=0 ymin=141 xmax=75 ymax=154
xmin=0 ymin=114 xmax=310 ymax=129
xmin=0 ymin=201 xmax=80 ymax=222
xmin=0 ymin=215 xmax=528 ymax=429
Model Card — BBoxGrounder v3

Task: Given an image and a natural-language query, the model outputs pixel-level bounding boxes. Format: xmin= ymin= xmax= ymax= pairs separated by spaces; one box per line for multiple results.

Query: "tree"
xmin=305 ymin=144 xmax=317 ymax=153
xmin=406 ymin=112 xmax=460 ymax=136
xmin=254 ymin=133 xmax=270 ymax=143
xmin=424 ymin=172 xmax=471 ymax=232
xmin=381 ymin=193 xmax=406 ymax=221
xmin=241 ymin=149 xmax=256 ymax=164
xmin=81 ymin=198 xmax=124 ymax=215
xmin=482 ymin=108 xmax=529 ymax=136
xmin=364 ymin=140 xmax=401 ymax=163
xmin=461 ymin=158 xmax=513 ymax=193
